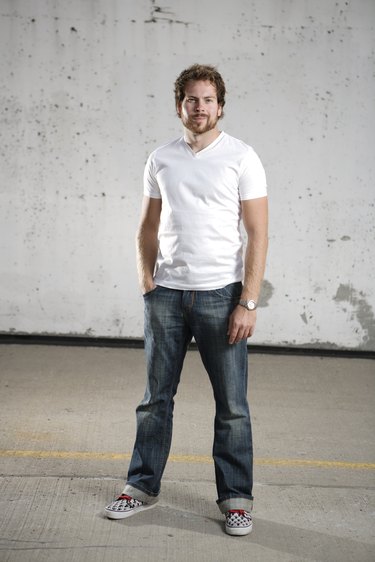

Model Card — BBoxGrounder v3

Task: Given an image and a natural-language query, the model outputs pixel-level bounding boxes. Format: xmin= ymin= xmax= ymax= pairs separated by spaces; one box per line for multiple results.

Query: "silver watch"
xmin=239 ymin=299 xmax=257 ymax=311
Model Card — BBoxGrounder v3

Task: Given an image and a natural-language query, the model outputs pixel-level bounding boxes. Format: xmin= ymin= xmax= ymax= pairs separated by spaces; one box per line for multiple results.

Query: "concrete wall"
xmin=1 ymin=0 xmax=374 ymax=350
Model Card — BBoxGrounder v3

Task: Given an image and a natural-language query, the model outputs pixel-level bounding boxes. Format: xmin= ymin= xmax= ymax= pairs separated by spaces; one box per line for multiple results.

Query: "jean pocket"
xmin=142 ymin=285 xmax=159 ymax=298
xmin=213 ymin=282 xmax=242 ymax=300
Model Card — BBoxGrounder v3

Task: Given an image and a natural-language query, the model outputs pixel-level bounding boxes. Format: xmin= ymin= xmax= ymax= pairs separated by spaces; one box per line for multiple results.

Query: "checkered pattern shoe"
xmin=105 ymin=494 xmax=156 ymax=520
xmin=225 ymin=509 xmax=253 ymax=536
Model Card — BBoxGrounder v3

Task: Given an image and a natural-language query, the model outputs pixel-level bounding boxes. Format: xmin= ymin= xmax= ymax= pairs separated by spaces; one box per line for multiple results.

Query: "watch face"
xmin=239 ymin=299 xmax=257 ymax=310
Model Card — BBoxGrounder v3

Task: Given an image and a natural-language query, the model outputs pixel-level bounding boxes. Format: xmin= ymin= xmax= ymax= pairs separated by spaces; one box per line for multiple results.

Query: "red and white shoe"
xmin=225 ymin=509 xmax=253 ymax=536
xmin=105 ymin=494 xmax=156 ymax=520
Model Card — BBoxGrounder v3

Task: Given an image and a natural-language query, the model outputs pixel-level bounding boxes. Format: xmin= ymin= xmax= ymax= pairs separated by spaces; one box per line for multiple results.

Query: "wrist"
xmin=141 ymin=278 xmax=155 ymax=293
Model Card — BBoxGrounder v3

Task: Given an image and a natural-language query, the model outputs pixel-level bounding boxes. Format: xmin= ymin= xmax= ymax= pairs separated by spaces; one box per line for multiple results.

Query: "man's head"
xmin=174 ymin=64 xmax=226 ymax=118
xmin=174 ymin=64 xmax=226 ymax=135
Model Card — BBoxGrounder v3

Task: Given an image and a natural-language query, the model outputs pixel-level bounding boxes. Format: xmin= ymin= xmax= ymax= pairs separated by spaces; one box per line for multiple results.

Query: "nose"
xmin=195 ymin=100 xmax=205 ymax=112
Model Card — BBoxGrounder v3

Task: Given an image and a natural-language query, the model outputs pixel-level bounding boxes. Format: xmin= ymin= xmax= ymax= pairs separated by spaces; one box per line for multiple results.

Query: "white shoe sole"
xmin=105 ymin=502 xmax=157 ymax=520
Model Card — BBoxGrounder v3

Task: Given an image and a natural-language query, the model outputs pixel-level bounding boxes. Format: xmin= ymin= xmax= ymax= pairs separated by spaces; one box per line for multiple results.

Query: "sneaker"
xmin=225 ymin=509 xmax=253 ymax=536
xmin=105 ymin=494 xmax=156 ymax=520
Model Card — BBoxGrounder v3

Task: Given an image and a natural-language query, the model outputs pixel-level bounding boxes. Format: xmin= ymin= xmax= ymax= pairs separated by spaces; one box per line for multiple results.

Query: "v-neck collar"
xmin=182 ymin=131 xmax=224 ymax=157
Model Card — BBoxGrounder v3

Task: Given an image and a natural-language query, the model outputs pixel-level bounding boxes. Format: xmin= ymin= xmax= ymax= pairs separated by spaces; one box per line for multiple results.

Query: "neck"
xmin=184 ymin=128 xmax=221 ymax=153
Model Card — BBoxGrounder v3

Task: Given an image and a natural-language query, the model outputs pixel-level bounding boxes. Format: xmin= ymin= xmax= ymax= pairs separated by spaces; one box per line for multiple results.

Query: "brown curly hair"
xmin=174 ymin=64 xmax=226 ymax=118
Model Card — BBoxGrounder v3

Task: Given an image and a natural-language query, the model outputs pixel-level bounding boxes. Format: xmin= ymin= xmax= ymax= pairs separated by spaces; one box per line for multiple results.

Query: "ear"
xmin=176 ymin=102 xmax=182 ymax=118
xmin=217 ymin=105 xmax=223 ymax=117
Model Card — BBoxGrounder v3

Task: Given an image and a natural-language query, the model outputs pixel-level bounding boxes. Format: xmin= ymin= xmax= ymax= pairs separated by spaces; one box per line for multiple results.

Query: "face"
xmin=177 ymin=80 xmax=222 ymax=134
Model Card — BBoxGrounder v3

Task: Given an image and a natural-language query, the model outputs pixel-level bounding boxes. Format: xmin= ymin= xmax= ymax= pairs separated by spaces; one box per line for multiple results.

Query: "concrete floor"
xmin=0 ymin=344 xmax=374 ymax=562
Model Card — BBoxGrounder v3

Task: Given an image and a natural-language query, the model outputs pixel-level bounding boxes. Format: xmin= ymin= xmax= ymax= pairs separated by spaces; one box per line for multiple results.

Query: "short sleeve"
xmin=143 ymin=153 xmax=162 ymax=199
xmin=238 ymin=148 xmax=267 ymax=200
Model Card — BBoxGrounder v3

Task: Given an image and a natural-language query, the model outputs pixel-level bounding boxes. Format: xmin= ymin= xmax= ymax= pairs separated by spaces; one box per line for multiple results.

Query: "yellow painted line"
xmin=254 ymin=458 xmax=375 ymax=470
xmin=0 ymin=450 xmax=131 ymax=461
xmin=0 ymin=449 xmax=374 ymax=470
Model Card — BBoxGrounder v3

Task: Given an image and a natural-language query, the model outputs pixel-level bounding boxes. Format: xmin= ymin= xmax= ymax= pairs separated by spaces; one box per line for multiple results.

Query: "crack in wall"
xmin=145 ymin=0 xmax=190 ymax=25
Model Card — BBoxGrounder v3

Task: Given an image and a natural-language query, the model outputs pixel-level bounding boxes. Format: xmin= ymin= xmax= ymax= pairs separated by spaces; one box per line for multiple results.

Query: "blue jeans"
xmin=126 ymin=282 xmax=253 ymax=513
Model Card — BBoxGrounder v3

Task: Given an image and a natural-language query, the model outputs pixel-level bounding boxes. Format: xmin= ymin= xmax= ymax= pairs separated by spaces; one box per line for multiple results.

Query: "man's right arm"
xmin=136 ymin=196 xmax=162 ymax=294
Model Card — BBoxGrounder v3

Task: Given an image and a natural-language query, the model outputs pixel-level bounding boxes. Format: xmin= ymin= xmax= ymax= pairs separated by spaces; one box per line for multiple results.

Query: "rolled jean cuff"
xmin=123 ymin=483 xmax=159 ymax=505
xmin=217 ymin=497 xmax=253 ymax=514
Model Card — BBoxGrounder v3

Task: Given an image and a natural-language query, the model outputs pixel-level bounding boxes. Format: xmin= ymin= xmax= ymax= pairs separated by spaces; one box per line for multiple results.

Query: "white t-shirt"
xmin=144 ymin=131 xmax=267 ymax=290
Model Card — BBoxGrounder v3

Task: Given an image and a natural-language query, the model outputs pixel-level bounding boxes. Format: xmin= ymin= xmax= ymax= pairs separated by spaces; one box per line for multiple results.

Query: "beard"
xmin=182 ymin=114 xmax=219 ymax=135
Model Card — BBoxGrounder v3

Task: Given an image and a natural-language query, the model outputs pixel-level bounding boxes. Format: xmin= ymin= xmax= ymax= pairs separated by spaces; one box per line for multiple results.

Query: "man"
xmin=105 ymin=64 xmax=268 ymax=536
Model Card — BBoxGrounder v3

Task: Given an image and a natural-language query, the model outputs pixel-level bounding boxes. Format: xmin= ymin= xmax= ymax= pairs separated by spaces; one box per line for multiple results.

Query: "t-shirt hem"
xmin=240 ymin=191 xmax=267 ymax=201
xmin=154 ymin=277 xmax=243 ymax=291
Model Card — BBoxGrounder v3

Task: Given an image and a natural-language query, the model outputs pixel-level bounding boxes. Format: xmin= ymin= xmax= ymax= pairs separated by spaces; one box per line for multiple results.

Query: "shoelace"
xmin=228 ymin=509 xmax=250 ymax=516
xmin=227 ymin=509 xmax=252 ymax=523
xmin=117 ymin=494 xmax=133 ymax=501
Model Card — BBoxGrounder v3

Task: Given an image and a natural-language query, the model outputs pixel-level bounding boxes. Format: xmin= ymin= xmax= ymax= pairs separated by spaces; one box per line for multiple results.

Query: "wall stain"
xmin=145 ymin=0 xmax=190 ymax=25
xmin=300 ymin=312 xmax=308 ymax=324
xmin=258 ymin=279 xmax=274 ymax=308
xmin=334 ymin=284 xmax=375 ymax=349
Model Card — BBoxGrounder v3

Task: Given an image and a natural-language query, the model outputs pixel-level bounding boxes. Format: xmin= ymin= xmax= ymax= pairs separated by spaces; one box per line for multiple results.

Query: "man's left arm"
xmin=227 ymin=196 xmax=269 ymax=345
